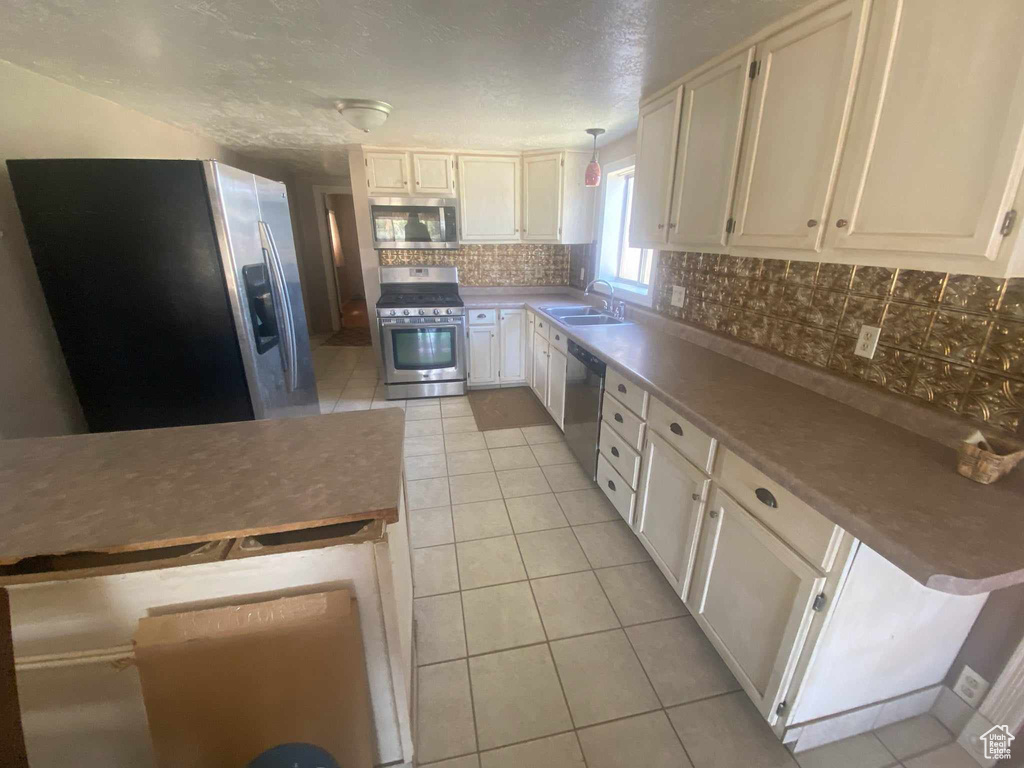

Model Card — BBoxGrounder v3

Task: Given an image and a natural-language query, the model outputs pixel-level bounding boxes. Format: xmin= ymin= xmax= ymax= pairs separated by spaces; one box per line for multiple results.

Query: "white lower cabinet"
xmin=531 ymin=331 xmax=549 ymax=402
xmin=690 ymin=487 xmax=827 ymax=724
xmin=498 ymin=309 xmax=526 ymax=384
xmin=546 ymin=346 xmax=567 ymax=429
xmin=634 ymin=431 xmax=709 ymax=596
xmin=467 ymin=325 xmax=499 ymax=386
xmin=524 ymin=311 xmax=535 ymax=383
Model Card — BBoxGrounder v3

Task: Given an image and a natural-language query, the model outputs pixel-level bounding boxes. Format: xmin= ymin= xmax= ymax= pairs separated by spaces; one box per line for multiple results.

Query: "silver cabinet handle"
xmin=657 ymin=223 xmax=664 ymax=229
xmin=555 ymin=334 xmax=560 ymax=341
xmin=836 ymin=218 xmax=849 ymax=228
xmin=477 ymin=313 xmax=487 ymax=319
xmin=611 ymin=446 xmax=620 ymax=458
xmin=670 ymin=422 xmax=683 ymax=436
xmin=617 ymin=383 xmax=627 ymax=394
xmin=709 ymin=509 xmax=719 ymax=519
xmin=807 ymin=219 xmax=818 ymax=228
xmin=607 ymin=479 xmax=616 ymax=492
xmin=691 ymin=493 xmax=700 ymax=501
xmin=614 ymin=413 xmax=624 ymax=423
xmin=755 ymin=488 xmax=778 ymax=508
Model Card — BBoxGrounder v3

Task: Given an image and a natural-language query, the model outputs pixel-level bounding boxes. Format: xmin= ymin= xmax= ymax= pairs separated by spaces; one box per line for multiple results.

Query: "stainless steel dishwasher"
xmin=564 ymin=339 xmax=606 ymax=480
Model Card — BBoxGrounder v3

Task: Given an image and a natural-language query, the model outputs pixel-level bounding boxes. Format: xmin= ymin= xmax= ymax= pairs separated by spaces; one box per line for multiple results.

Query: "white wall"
xmin=0 ymin=60 xmax=287 ymax=438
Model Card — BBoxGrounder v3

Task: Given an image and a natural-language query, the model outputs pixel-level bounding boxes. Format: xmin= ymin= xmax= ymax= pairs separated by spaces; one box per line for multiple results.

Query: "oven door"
xmin=369 ymin=197 xmax=459 ymax=249
xmin=381 ymin=317 xmax=467 ymax=384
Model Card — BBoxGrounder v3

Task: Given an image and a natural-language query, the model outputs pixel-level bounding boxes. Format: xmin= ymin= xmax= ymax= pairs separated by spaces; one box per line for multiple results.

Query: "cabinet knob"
xmin=611 ymin=446 xmax=620 ymax=458
xmin=835 ymin=218 xmax=849 ymax=228
xmin=806 ymin=219 xmax=818 ymax=228
xmin=670 ymin=422 xmax=683 ymax=436
xmin=477 ymin=313 xmax=487 ymax=318
xmin=555 ymin=334 xmax=560 ymax=341
xmin=617 ymin=383 xmax=627 ymax=394
xmin=668 ymin=223 xmax=676 ymax=229
xmin=691 ymin=493 xmax=701 ymax=501
xmin=709 ymin=509 xmax=719 ymax=519
xmin=614 ymin=413 xmax=624 ymax=423
xmin=657 ymin=223 xmax=665 ymax=230
xmin=754 ymin=487 xmax=778 ymax=508
xmin=607 ymin=479 xmax=616 ymax=492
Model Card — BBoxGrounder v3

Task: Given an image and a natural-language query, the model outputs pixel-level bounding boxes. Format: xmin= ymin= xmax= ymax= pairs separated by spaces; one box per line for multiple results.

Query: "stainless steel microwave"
xmin=369 ymin=197 xmax=459 ymax=249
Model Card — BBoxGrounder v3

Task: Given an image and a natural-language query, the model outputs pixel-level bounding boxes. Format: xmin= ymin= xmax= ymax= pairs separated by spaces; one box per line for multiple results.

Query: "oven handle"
xmin=380 ymin=319 xmax=466 ymax=328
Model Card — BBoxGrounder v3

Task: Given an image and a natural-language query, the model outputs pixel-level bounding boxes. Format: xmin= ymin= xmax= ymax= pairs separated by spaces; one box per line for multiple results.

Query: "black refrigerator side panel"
xmin=7 ymin=159 xmax=255 ymax=432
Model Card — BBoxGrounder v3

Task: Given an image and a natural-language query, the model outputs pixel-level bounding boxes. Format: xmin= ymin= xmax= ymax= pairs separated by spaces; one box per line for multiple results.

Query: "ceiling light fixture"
xmin=584 ymin=128 xmax=606 ymax=187
xmin=336 ymin=99 xmax=393 ymax=133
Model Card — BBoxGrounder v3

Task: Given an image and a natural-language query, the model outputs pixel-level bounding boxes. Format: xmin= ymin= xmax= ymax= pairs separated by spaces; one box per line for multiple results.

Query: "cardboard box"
xmin=134 ymin=590 xmax=373 ymax=768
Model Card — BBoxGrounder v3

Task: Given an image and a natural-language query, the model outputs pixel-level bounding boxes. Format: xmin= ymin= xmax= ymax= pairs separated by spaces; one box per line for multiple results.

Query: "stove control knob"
xmin=446 ymin=308 xmax=453 ymax=315
xmin=433 ymin=308 xmax=440 ymax=315
xmin=402 ymin=309 xmax=409 ymax=316
xmin=419 ymin=309 xmax=425 ymax=316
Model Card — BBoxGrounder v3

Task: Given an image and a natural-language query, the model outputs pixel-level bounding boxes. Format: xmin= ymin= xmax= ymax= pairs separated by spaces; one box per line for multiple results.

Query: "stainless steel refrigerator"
xmin=8 ymin=159 xmax=318 ymax=432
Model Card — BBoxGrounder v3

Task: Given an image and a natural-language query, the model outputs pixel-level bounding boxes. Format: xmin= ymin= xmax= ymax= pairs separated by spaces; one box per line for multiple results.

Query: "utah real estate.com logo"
xmin=981 ymin=724 xmax=1015 ymax=761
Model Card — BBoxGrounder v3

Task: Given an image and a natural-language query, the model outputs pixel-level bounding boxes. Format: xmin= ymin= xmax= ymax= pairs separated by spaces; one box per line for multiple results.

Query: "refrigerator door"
xmin=254 ymin=173 xmax=318 ymax=413
xmin=205 ymin=163 xmax=317 ymax=420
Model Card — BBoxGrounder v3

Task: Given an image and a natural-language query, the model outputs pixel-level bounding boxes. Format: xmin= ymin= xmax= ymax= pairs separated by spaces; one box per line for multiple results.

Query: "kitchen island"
xmin=1 ymin=408 xmax=413 ymax=766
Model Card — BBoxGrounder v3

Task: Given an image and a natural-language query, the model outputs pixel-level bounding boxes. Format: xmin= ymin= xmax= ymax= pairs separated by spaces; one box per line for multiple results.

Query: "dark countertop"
xmin=0 ymin=409 xmax=405 ymax=563
xmin=465 ymin=293 xmax=1024 ymax=595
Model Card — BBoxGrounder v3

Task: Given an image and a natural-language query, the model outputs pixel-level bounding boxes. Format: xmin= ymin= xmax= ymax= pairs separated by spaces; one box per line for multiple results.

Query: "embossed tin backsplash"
xmin=653 ymin=253 xmax=1024 ymax=436
xmin=378 ymin=244 xmax=569 ymax=286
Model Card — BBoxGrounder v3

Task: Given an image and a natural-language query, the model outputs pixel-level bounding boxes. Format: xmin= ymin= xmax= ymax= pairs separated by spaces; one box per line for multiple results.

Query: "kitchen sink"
xmin=539 ymin=305 xmax=603 ymax=318
xmin=562 ymin=314 xmax=628 ymax=326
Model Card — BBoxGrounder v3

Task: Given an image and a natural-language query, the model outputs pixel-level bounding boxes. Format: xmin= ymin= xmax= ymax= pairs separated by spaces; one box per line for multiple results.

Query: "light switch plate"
xmin=671 ymin=285 xmax=686 ymax=308
xmin=954 ymin=665 xmax=990 ymax=707
xmin=855 ymin=325 xmax=881 ymax=359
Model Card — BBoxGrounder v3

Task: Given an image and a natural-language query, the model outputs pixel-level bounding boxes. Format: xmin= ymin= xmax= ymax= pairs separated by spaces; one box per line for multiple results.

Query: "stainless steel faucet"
xmin=584 ymin=279 xmax=626 ymax=320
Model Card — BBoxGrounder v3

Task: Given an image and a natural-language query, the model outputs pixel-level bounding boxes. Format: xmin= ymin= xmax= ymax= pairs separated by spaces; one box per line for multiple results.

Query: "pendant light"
xmin=584 ymin=128 xmax=605 ymax=187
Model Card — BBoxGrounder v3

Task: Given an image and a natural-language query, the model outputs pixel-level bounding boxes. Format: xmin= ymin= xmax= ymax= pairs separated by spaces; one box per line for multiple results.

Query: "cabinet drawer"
xmin=648 ymin=397 xmax=716 ymax=473
xmin=597 ymin=454 xmax=637 ymax=524
xmin=602 ymin=392 xmax=645 ymax=452
xmin=469 ymin=308 xmax=497 ymax=325
xmin=606 ymin=368 xmax=649 ymax=418
xmin=535 ymin=316 xmax=551 ymax=340
xmin=599 ymin=421 xmax=642 ymax=489
xmin=717 ymin=449 xmax=843 ymax=572
xmin=549 ymin=326 xmax=569 ymax=354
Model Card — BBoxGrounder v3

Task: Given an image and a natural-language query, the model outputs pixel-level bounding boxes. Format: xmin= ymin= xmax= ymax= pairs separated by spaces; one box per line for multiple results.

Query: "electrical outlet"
xmin=671 ymin=285 xmax=686 ymax=308
xmin=954 ymin=665 xmax=990 ymax=707
xmin=855 ymin=325 xmax=881 ymax=359
xmin=579 ymin=267 xmax=585 ymax=282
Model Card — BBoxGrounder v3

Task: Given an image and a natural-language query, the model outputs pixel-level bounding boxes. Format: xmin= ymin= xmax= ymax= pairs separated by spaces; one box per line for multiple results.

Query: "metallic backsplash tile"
xmin=378 ymin=244 xmax=570 ymax=286
xmin=654 ymin=252 xmax=1024 ymax=437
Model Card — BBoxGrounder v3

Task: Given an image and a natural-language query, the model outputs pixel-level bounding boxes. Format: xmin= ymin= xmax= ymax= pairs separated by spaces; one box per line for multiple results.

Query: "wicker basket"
xmin=957 ymin=431 xmax=1024 ymax=485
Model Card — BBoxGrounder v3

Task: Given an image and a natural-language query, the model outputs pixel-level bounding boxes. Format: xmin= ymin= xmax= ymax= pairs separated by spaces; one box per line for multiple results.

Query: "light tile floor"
xmin=311 ymin=340 xmax=972 ymax=768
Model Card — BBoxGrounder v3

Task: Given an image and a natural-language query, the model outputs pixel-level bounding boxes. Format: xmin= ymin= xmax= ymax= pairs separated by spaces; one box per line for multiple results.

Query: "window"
xmin=595 ymin=158 xmax=657 ymax=306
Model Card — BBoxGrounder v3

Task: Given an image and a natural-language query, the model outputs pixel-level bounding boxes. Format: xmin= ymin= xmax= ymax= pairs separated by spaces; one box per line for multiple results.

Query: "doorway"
xmin=321 ymin=192 xmax=370 ymax=344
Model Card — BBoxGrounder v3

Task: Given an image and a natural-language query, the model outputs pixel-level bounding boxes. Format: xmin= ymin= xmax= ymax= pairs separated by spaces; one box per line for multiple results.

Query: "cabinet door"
xmin=413 ymin=153 xmax=456 ymax=196
xmin=668 ymin=48 xmax=755 ymax=249
xmin=523 ymin=153 xmax=563 ymax=241
xmin=630 ymin=87 xmax=684 ymax=246
xmin=730 ymin=1 xmax=867 ymax=250
xmin=547 ymin=347 xmax=567 ymax=429
xmin=458 ymin=155 xmax=521 ymax=242
xmin=825 ymin=0 xmax=1024 ymax=260
xmin=366 ymin=152 xmax=411 ymax=195
xmin=499 ymin=309 xmax=526 ymax=383
xmin=635 ymin=431 xmax=709 ymax=597
xmin=525 ymin=312 xmax=535 ymax=383
xmin=468 ymin=326 xmax=498 ymax=385
xmin=532 ymin=334 xmax=549 ymax=404
xmin=690 ymin=488 xmax=826 ymax=724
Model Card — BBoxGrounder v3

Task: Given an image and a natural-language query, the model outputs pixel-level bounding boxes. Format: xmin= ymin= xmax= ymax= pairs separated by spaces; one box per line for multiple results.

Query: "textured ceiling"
xmin=0 ymin=0 xmax=812 ymax=177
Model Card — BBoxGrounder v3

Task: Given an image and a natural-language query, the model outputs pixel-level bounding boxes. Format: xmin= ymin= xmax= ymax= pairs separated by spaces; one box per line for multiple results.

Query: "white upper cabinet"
xmin=730 ymin=0 xmax=867 ymax=251
xmin=366 ymin=151 xmax=412 ymax=196
xmin=523 ymin=153 xmax=563 ymax=241
xmin=523 ymin=151 xmax=596 ymax=244
xmin=668 ymin=48 xmax=755 ymax=249
xmin=630 ymin=87 xmax=683 ymax=247
xmin=412 ymin=152 xmax=456 ymax=196
xmin=458 ymin=155 xmax=521 ymax=242
xmin=825 ymin=0 xmax=1024 ymax=262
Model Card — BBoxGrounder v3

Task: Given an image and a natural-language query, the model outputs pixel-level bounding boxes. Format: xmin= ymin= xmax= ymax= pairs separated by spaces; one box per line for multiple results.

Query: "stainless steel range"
xmin=377 ymin=266 xmax=467 ymax=400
